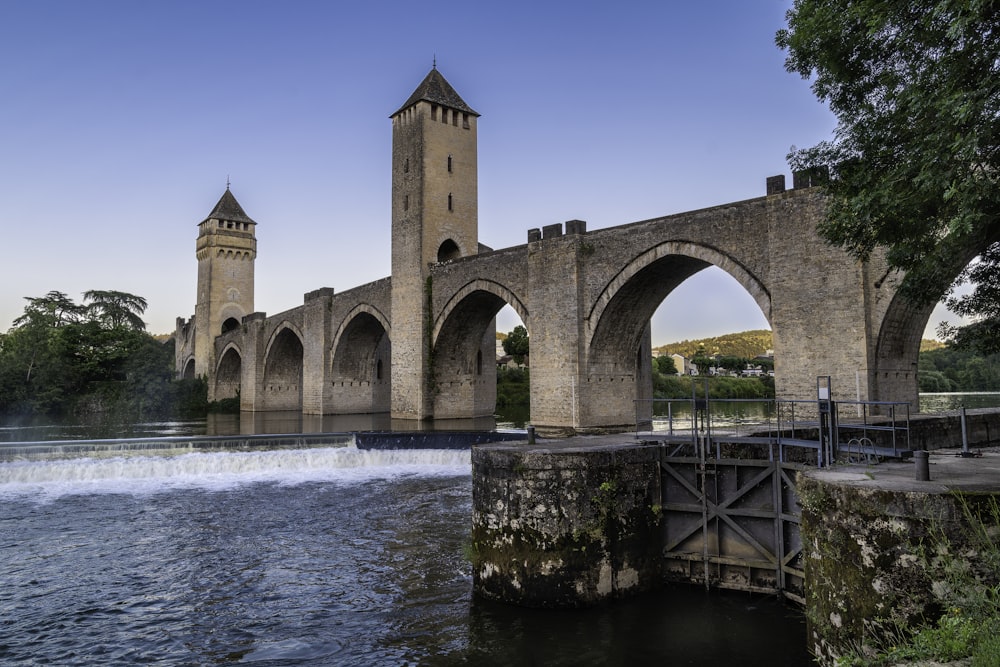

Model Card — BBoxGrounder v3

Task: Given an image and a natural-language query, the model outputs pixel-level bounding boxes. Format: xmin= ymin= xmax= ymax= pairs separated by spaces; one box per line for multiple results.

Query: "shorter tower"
xmin=193 ymin=187 xmax=257 ymax=377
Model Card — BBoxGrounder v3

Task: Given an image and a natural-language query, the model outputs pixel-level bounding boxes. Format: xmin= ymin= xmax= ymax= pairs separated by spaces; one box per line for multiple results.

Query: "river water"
xmin=0 ymin=442 xmax=813 ymax=666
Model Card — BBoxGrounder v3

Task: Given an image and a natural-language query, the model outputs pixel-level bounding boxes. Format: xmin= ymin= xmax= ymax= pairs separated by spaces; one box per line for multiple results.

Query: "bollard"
xmin=526 ymin=425 xmax=535 ymax=445
xmin=914 ymin=450 xmax=930 ymax=481
xmin=961 ymin=406 xmax=970 ymax=455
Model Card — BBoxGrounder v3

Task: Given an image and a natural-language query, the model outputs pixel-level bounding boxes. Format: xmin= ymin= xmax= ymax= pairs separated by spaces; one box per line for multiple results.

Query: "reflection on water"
xmin=12 ymin=393 xmax=998 ymax=443
xmin=0 ymin=411 xmax=507 ymax=443
xmin=647 ymin=398 xmax=776 ymax=435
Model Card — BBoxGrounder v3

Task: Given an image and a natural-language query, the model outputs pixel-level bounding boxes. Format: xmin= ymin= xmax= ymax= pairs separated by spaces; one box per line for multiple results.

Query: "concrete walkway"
xmin=809 ymin=446 xmax=1000 ymax=493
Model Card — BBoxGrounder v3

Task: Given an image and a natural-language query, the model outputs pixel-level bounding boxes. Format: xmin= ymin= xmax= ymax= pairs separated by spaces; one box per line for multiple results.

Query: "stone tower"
xmin=390 ymin=67 xmax=480 ymax=419
xmin=193 ymin=187 xmax=257 ymax=378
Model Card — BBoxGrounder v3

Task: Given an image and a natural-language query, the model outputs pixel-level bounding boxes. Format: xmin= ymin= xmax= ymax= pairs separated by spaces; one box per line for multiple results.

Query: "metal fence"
xmin=636 ymin=395 xmax=912 ymax=466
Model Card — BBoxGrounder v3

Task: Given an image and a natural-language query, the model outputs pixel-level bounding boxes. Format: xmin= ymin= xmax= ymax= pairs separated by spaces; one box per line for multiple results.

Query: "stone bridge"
xmin=175 ymin=68 xmax=931 ymax=436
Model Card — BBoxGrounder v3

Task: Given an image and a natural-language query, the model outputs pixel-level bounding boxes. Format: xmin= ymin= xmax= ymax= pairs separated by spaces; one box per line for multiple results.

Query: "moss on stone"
xmin=800 ymin=474 xmax=1000 ymax=666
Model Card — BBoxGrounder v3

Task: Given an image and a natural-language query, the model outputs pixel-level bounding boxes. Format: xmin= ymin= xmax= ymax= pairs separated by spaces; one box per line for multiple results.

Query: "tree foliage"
xmin=777 ymin=1 xmax=1000 ymax=352
xmin=654 ymin=355 xmax=677 ymax=376
xmin=501 ymin=325 xmax=529 ymax=364
xmin=496 ymin=367 xmax=529 ymax=407
xmin=653 ymin=375 xmax=775 ymax=400
xmin=0 ymin=290 xmax=174 ymax=418
xmin=83 ymin=290 xmax=148 ymax=331
xmin=919 ymin=343 xmax=1000 ymax=391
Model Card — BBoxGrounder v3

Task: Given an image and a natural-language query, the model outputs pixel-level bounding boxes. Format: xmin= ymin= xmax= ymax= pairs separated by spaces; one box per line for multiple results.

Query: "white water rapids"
xmin=0 ymin=444 xmax=471 ymax=501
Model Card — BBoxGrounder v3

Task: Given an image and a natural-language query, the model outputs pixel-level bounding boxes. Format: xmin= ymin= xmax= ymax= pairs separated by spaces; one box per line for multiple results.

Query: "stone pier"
xmin=799 ymin=449 xmax=1000 ymax=665
xmin=471 ymin=436 xmax=663 ymax=607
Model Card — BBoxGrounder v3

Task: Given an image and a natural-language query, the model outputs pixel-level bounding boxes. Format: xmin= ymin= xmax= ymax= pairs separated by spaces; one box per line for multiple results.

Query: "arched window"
xmin=221 ymin=317 xmax=240 ymax=334
xmin=437 ymin=239 xmax=460 ymax=262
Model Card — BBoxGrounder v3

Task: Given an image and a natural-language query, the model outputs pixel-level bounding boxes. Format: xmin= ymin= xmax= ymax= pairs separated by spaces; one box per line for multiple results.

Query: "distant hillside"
xmin=654 ymin=331 xmax=946 ymax=359
xmin=920 ymin=338 xmax=945 ymax=352
xmin=654 ymin=330 xmax=773 ymax=359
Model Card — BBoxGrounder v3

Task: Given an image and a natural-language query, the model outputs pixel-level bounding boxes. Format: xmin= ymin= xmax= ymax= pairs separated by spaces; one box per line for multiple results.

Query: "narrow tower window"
xmin=431 ymin=105 xmax=437 ymax=121
xmin=448 ymin=193 xmax=453 ymax=211
xmin=447 ymin=155 xmax=452 ymax=172
xmin=404 ymin=194 xmax=409 ymax=211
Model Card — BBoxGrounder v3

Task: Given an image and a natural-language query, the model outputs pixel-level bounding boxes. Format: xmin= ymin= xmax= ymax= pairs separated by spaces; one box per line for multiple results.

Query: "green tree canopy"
xmin=502 ymin=325 xmax=529 ymax=365
xmin=14 ymin=291 xmax=85 ymax=329
xmin=0 ymin=290 xmax=170 ymax=417
xmin=654 ymin=355 xmax=678 ymax=376
xmin=83 ymin=290 xmax=148 ymax=331
xmin=777 ymin=1 xmax=1000 ymax=351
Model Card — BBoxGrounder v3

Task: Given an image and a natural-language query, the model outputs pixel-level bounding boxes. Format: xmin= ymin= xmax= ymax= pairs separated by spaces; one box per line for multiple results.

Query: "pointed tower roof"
xmin=201 ymin=188 xmax=256 ymax=225
xmin=392 ymin=67 xmax=479 ymax=117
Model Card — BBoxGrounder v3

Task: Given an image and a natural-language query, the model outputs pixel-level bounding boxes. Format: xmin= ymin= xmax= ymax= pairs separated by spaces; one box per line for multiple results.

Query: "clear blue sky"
xmin=0 ymin=1 xmax=954 ymax=344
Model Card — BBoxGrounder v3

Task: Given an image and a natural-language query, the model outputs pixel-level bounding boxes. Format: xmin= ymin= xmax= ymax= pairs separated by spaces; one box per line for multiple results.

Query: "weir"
xmin=0 ymin=430 xmax=524 ymax=462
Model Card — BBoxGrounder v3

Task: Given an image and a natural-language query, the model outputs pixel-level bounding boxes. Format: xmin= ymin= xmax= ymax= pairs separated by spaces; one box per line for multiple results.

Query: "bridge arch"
xmin=214 ymin=342 xmax=242 ymax=401
xmin=328 ymin=304 xmax=392 ymax=414
xmin=181 ymin=357 xmax=196 ymax=380
xmin=431 ymin=279 xmax=529 ymax=420
xmin=433 ymin=279 xmax=529 ymax=343
xmin=583 ymin=241 xmax=771 ymax=429
xmin=872 ymin=240 xmax=994 ymax=406
xmin=588 ymin=241 xmax=770 ymax=346
xmin=218 ymin=303 xmax=245 ymax=335
xmin=261 ymin=322 xmax=304 ymax=411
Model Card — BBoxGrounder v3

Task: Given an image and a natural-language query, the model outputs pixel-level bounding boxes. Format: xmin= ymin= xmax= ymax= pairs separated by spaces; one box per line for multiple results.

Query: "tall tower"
xmin=390 ymin=67 xmax=480 ymax=419
xmin=193 ymin=187 xmax=257 ymax=378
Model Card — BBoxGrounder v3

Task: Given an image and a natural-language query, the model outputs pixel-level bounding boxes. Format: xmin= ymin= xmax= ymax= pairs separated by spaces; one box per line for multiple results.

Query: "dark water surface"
xmin=0 ymin=446 xmax=812 ymax=666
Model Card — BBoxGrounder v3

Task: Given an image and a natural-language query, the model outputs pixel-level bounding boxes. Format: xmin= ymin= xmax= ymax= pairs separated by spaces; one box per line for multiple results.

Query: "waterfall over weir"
xmin=0 ymin=431 xmax=524 ymax=500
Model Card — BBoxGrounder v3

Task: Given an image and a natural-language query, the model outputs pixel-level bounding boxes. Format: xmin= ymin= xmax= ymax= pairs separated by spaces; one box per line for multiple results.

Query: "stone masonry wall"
xmin=472 ymin=441 xmax=664 ymax=607
xmin=799 ymin=469 xmax=1000 ymax=666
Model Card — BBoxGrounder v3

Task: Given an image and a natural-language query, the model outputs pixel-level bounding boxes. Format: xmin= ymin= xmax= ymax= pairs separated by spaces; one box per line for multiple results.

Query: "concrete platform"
xmin=478 ymin=433 xmax=641 ymax=452
xmin=809 ymin=446 xmax=1000 ymax=493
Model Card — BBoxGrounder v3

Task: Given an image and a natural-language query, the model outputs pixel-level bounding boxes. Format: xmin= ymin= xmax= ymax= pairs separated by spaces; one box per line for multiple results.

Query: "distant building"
xmin=670 ymin=353 xmax=690 ymax=375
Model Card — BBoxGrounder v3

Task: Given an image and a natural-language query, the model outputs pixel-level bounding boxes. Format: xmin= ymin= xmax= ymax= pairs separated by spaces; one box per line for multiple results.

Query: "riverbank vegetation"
xmin=0 ymin=290 xmax=200 ymax=420
xmin=919 ymin=344 xmax=1000 ymax=393
xmin=654 ymin=374 xmax=774 ymax=400
xmin=496 ymin=367 xmax=529 ymax=409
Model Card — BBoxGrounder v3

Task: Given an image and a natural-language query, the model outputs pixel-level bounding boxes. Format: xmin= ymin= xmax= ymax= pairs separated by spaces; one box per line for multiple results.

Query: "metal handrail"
xmin=637 ymin=396 xmax=912 ymax=466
